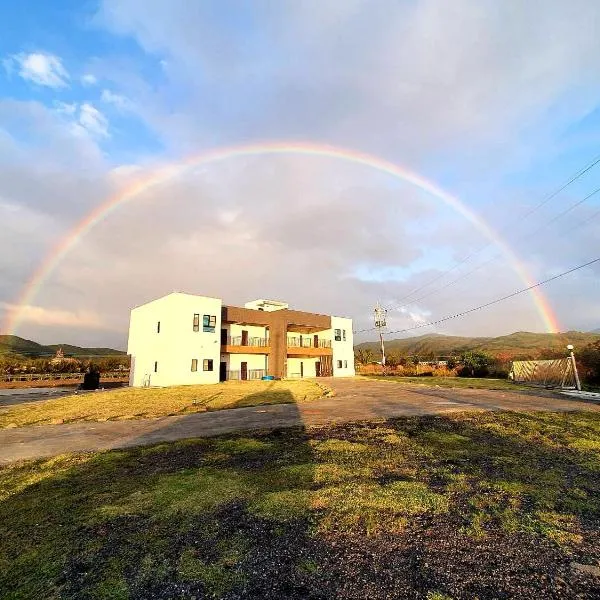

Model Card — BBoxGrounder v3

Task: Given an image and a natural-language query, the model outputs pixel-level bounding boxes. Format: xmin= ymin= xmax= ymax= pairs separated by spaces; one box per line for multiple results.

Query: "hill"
xmin=355 ymin=331 xmax=600 ymax=359
xmin=0 ymin=335 xmax=125 ymax=358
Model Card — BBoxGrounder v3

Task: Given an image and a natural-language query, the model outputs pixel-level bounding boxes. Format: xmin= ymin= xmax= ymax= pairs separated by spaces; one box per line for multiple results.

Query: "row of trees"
xmin=355 ymin=347 xmax=495 ymax=377
xmin=0 ymin=355 xmax=130 ymax=375
xmin=355 ymin=342 xmax=600 ymax=383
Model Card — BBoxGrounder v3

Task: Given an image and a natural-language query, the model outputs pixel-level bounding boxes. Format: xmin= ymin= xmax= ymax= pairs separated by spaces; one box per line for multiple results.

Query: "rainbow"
xmin=2 ymin=141 xmax=561 ymax=334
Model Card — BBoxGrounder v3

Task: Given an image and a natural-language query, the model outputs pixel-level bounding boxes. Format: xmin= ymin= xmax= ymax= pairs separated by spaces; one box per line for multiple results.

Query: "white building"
xmin=127 ymin=293 xmax=355 ymax=387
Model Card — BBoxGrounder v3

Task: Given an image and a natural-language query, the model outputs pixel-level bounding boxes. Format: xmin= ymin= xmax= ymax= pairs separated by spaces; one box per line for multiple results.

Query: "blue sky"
xmin=1 ymin=0 xmax=599 ymax=347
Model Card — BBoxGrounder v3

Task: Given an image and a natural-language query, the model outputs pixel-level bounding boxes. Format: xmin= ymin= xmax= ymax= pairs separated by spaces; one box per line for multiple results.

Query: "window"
xmin=337 ymin=360 xmax=343 ymax=369
xmin=342 ymin=329 xmax=346 ymax=341
xmin=344 ymin=360 xmax=348 ymax=368
xmin=193 ymin=314 xmax=200 ymax=332
xmin=157 ymin=321 xmax=161 ymax=333
xmin=191 ymin=359 xmax=198 ymax=372
xmin=203 ymin=314 xmax=217 ymax=332
xmin=154 ymin=361 xmax=158 ymax=373
xmin=334 ymin=329 xmax=342 ymax=341
xmin=203 ymin=359 xmax=214 ymax=371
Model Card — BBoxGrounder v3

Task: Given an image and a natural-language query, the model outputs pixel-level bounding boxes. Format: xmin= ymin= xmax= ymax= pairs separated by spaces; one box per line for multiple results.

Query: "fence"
xmin=225 ymin=369 xmax=265 ymax=381
xmin=1 ymin=371 xmax=128 ymax=383
xmin=510 ymin=358 xmax=576 ymax=389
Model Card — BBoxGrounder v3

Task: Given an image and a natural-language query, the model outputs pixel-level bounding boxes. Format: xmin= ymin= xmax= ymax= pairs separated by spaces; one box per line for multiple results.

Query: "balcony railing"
xmin=225 ymin=369 xmax=266 ymax=381
xmin=223 ymin=336 xmax=269 ymax=347
xmin=287 ymin=337 xmax=332 ymax=349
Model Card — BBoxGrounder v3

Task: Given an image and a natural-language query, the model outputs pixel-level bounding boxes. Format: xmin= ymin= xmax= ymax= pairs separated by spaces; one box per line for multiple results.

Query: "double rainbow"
xmin=2 ymin=141 xmax=560 ymax=335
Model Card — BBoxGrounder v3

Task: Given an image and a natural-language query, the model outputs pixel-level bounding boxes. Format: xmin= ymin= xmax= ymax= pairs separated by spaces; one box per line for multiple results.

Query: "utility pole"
xmin=374 ymin=302 xmax=387 ymax=376
xmin=567 ymin=344 xmax=582 ymax=391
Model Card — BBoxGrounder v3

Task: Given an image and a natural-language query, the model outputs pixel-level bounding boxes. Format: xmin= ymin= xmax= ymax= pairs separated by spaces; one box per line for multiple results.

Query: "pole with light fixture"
xmin=567 ymin=344 xmax=582 ymax=391
xmin=374 ymin=302 xmax=387 ymax=376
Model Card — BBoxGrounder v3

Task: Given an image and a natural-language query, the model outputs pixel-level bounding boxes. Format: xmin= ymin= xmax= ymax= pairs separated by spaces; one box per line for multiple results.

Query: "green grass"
xmin=1 ymin=411 xmax=599 ymax=598
xmin=0 ymin=379 xmax=327 ymax=429
xmin=364 ymin=374 xmax=537 ymax=391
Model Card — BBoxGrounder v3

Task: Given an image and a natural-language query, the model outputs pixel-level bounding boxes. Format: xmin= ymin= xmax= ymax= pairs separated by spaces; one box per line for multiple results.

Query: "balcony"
xmin=221 ymin=336 xmax=270 ymax=354
xmin=287 ymin=336 xmax=332 ymax=356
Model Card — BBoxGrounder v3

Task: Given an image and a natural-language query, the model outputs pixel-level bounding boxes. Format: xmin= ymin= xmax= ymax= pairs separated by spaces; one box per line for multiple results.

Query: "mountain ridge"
xmin=0 ymin=335 xmax=125 ymax=358
xmin=355 ymin=330 xmax=600 ymax=358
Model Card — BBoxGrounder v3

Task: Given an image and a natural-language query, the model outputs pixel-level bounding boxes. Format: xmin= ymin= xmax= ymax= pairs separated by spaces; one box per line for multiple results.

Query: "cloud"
xmin=81 ymin=73 xmax=97 ymax=86
xmin=54 ymin=101 xmax=77 ymax=115
xmin=78 ymin=103 xmax=109 ymax=137
xmin=9 ymin=52 xmax=69 ymax=87
xmin=100 ymin=88 xmax=133 ymax=110
xmin=1 ymin=303 xmax=106 ymax=330
xmin=2 ymin=1 xmax=600 ymax=348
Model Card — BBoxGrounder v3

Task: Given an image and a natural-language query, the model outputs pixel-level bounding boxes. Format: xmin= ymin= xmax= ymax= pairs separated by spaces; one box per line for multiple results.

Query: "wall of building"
xmin=331 ymin=316 xmax=356 ymax=377
xmin=224 ymin=323 xmax=269 ymax=342
xmin=287 ymin=357 xmax=319 ymax=378
xmin=226 ymin=353 xmax=268 ymax=374
xmin=128 ymin=293 xmax=222 ymax=387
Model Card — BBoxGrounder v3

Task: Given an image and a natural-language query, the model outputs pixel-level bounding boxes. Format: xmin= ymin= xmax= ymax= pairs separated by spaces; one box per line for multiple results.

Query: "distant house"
xmin=127 ymin=293 xmax=355 ymax=387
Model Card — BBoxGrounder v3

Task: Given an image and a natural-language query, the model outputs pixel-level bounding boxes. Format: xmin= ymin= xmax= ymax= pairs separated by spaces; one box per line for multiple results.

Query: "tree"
xmin=355 ymin=348 xmax=375 ymax=365
xmin=579 ymin=341 xmax=600 ymax=383
xmin=458 ymin=350 xmax=491 ymax=377
xmin=385 ymin=351 xmax=400 ymax=369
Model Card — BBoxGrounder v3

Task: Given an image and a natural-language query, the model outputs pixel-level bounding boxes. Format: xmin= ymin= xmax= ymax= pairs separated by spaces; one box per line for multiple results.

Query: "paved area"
xmin=1 ymin=378 xmax=598 ymax=464
xmin=0 ymin=386 xmax=78 ymax=407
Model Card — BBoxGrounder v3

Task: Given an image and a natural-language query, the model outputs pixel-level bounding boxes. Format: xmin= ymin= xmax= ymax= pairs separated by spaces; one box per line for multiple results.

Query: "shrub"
xmin=458 ymin=351 xmax=491 ymax=377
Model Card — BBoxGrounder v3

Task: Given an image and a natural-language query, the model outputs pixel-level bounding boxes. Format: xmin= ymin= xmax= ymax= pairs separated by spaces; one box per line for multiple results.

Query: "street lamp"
xmin=567 ymin=345 xmax=582 ymax=391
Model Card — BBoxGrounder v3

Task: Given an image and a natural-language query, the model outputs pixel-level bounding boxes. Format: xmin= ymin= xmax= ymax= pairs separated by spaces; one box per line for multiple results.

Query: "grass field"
xmin=364 ymin=375 xmax=539 ymax=391
xmin=0 ymin=380 xmax=326 ymax=429
xmin=1 ymin=410 xmax=599 ymax=598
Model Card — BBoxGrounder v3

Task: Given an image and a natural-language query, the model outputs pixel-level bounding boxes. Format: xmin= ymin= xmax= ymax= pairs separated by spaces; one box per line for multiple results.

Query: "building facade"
xmin=127 ymin=293 xmax=355 ymax=387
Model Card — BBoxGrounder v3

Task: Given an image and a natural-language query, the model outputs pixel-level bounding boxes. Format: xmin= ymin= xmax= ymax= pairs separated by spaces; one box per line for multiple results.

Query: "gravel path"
xmin=1 ymin=378 xmax=598 ymax=464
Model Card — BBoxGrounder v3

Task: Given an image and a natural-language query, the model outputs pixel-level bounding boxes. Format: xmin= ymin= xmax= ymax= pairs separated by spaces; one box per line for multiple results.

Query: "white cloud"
xmin=1 ymin=303 xmax=106 ymax=330
xmin=54 ymin=101 xmax=77 ymax=115
xmin=81 ymin=73 xmax=98 ymax=86
xmin=10 ymin=52 xmax=69 ymax=87
xmin=101 ymin=88 xmax=133 ymax=110
xmin=78 ymin=103 xmax=109 ymax=137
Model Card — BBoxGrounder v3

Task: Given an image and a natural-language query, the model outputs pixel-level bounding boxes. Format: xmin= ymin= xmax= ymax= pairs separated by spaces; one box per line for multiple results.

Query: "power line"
xmin=395 ymin=184 xmax=600 ymax=311
xmin=352 ymin=156 xmax=600 ymax=336
xmin=393 ymin=152 xmax=600 ymax=305
xmin=383 ymin=256 xmax=599 ymax=337
xmin=353 ymin=203 xmax=600 ymax=336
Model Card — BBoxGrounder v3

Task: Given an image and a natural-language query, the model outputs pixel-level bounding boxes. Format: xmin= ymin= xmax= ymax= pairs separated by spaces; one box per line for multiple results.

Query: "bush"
xmin=579 ymin=342 xmax=600 ymax=384
xmin=458 ymin=351 xmax=491 ymax=377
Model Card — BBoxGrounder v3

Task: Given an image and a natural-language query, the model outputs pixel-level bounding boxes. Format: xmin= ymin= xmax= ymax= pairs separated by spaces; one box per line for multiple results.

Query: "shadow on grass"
xmin=1 ymin=405 xmax=599 ymax=599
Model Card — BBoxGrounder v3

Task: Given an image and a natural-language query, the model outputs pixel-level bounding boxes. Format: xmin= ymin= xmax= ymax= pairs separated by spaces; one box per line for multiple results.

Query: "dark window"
xmin=334 ymin=329 xmax=342 ymax=341
xmin=203 ymin=314 xmax=216 ymax=332
xmin=191 ymin=359 xmax=198 ymax=372
xmin=203 ymin=359 xmax=214 ymax=371
xmin=193 ymin=314 xmax=200 ymax=332
xmin=344 ymin=360 xmax=348 ymax=368
xmin=342 ymin=329 xmax=346 ymax=341
xmin=337 ymin=360 xmax=342 ymax=369
xmin=157 ymin=321 xmax=161 ymax=333
xmin=154 ymin=361 xmax=158 ymax=373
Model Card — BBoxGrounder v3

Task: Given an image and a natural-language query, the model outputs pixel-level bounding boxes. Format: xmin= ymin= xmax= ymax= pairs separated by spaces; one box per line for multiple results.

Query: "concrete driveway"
xmin=1 ymin=378 xmax=598 ymax=464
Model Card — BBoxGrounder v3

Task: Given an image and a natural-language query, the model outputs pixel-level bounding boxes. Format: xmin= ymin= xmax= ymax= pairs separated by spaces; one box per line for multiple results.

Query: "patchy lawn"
xmin=1 ymin=411 xmax=599 ymax=599
xmin=364 ymin=374 xmax=538 ymax=392
xmin=0 ymin=380 xmax=327 ymax=429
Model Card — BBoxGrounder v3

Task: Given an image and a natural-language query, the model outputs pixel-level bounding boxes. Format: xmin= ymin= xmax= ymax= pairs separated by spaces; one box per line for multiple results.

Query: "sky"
xmin=1 ymin=0 xmax=599 ymax=350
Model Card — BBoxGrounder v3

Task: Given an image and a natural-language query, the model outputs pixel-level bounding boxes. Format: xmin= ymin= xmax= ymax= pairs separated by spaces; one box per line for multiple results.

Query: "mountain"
xmin=355 ymin=331 xmax=600 ymax=359
xmin=0 ymin=335 xmax=125 ymax=358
